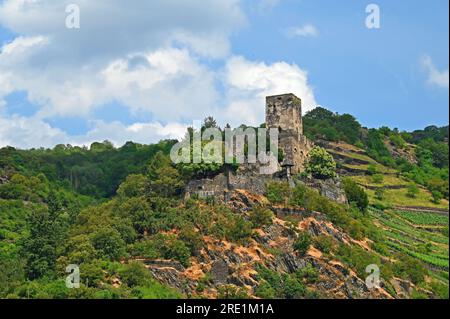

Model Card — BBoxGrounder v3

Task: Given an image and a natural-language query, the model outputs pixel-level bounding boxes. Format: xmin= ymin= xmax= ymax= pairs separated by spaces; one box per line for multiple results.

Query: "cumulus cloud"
xmin=285 ymin=24 xmax=319 ymax=38
xmin=0 ymin=0 xmax=318 ymax=148
xmin=422 ymin=55 xmax=449 ymax=89
xmin=222 ymin=56 xmax=317 ymax=126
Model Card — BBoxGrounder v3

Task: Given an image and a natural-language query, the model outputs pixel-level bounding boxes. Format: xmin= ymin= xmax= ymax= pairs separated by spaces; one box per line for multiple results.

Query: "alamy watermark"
xmin=66 ymin=264 xmax=80 ymax=289
xmin=365 ymin=264 xmax=381 ymax=289
xmin=170 ymin=121 xmax=279 ymax=175
xmin=65 ymin=4 xmax=80 ymax=29
xmin=366 ymin=4 xmax=381 ymax=29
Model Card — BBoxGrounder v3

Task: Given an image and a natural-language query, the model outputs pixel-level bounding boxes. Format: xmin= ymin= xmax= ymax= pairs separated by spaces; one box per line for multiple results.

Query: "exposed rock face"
xmin=301 ymin=178 xmax=348 ymax=204
xmin=146 ymin=189 xmax=396 ymax=299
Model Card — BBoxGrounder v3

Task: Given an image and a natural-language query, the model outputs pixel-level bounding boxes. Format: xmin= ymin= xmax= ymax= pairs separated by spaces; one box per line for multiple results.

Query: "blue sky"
xmin=0 ymin=0 xmax=448 ymax=148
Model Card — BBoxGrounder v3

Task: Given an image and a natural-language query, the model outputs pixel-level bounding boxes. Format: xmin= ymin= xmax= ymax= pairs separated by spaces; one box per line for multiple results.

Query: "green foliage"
xmin=217 ymin=284 xmax=249 ymax=299
xmin=375 ymin=187 xmax=386 ymax=201
xmin=342 ymin=178 xmax=369 ymax=212
xmin=313 ymin=235 xmax=335 ymax=254
xmin=293 ymin=232 xmax=312 ymax=256
xmin=255 ymin=265 xmax=315 ymax=299
xmin=223 ymin=215 xmax=253 ymax=244
xmin=303 ymin=107 xmax=361 ymax=144
xmin=119 ymin=261 xmax=152 ymax=287
xmin=90 ymin=227 xmax=127 ymax=261
xmin=266 ymin=181 xmax=290 ymax=204
xmin=367 ymin=164 xmax=378 ymax=175
xmin=407 ymin=183 xmax=420 ymax=198
xmin=304 ymin=146 xmax=337 ymax=180
xmin=371 ymin=174 xmax=384 ymax=184
xmin=249 ymin=206 xmax=274 ymax=228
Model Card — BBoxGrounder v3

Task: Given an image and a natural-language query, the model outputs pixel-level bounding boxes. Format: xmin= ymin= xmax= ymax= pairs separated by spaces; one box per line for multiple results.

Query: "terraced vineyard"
xmin=369 ymin=207 xmax=449 ymax=284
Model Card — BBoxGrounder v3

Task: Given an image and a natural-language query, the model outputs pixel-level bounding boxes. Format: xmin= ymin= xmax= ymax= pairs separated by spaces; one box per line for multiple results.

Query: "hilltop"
xmin=0 ymin=106 xmax=448 ymax=299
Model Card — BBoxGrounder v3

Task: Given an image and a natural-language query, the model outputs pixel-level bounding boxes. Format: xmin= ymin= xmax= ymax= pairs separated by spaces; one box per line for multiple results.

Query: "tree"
xmin=90 ymin=227 xmax=126 ymax=261
xmin=305 ymin=146 xmax=337 ymax=180
xmin=343 ymin=178 xmax=369 ymax=212
xmin=22 ymin=205 xmax=67 ymax=280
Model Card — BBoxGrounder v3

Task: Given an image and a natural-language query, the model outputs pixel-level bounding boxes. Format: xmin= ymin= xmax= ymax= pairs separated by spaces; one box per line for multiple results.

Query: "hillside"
xmin=0 ymin=110 xmax=448 ymax=299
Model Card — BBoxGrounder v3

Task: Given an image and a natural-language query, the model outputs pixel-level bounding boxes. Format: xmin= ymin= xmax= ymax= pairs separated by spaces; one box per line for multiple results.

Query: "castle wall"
xmin=266 ymin=94 xmax=312 ymax=174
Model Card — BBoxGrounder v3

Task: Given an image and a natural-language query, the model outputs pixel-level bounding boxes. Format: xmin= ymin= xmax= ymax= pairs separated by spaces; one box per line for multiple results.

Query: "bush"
xmin=313 ymin=235 xmax=334 ymax=254
xmin=266 ymin=181 xmax=290 ymax=204
xmin=305 ymin=146 xmax=337 ymax=180
xmin=249 ymin=206 xmax=274 ymax=228
xmin=407 ymin=184 xmax=420 ymax=198
xmin=367 ymin=164 xmax=378 ymax=175
xmin=371 ymin=174 xmax=384 ymax=184
xmin=342 ymin=178 xmax=369 ymax=212
xmin=293 ymin=232 xmax=311 ymax=256
xmin=431 ymin=191 xmax=443 ymax=204
xmin=224 ymin=216 xmax=253 ymax=244
xmin=119 ymin=261 xmax=151 ymax=287
xmin=375 ymin=188 xmax=385 ymax=201
xmin=217 ymin=284 xmax=249 ymax=299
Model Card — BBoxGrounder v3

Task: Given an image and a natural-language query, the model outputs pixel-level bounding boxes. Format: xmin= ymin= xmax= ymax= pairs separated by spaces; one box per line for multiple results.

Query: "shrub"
xmin=217 ymin=284 xmax=249 ymax=299
xmin=367 ymin=164 xmax=378 ymax=175
xmin=293 ymin=232 xmax=311 ymax=256
xmin=342 ymin=178 xmax=369 ymax=212
xmin=431 ymin=191 xmax=443 ymax=204
xmin=375 ymin=188 xmax=385 ymax=201
xmin=305 ymin=146 xmax=337 ymax=180
xmin=313 ymin=235 xmax=334 ymax=254
xmin=224 ymin=216 xmax=253 ymax=244
xmin=266 ymin=181 xmax=290 ymax=204
xmin=407 ymin=184 xmax=420 ymax=198
xmin=371 ymin=174 xmax=384 ymax=184
xmin=119 ymin=261 xmax=151 ymax=287
xmin=249 ymin=206 xmax=274 ymax=228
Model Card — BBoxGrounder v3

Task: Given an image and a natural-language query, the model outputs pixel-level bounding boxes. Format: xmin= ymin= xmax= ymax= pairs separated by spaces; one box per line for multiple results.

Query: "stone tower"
xmin=266 ymin=93 xmax=312 ymax=175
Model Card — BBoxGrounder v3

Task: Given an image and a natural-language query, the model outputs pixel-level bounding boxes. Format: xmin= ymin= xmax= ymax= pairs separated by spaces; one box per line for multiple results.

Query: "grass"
xmin=352 ymin=175 xmax=409 ymax=188
xmin=367 ymin=187 xmax=449 ymax=210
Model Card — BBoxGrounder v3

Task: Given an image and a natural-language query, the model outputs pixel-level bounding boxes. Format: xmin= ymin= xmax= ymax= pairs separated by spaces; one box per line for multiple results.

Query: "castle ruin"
xmin=185 ymin=93 xmax=313 ymax=199
xmin=266 ymin=93 xmax=313 ymax=175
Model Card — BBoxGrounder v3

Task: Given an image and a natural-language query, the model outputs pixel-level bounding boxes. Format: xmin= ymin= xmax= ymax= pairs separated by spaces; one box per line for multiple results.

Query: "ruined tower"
xmin=266 ymin=93 xmax=312 ymax=175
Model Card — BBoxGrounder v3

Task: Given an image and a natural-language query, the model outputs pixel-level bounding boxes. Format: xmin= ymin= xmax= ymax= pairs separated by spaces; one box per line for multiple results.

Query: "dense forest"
xmin=0 ymin=107 xmax=448 ymax=299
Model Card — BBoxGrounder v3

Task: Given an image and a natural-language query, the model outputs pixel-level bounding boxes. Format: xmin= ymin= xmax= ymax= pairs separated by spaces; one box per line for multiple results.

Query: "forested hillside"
xmin=0 ymin=108 xmax=448 ymax=299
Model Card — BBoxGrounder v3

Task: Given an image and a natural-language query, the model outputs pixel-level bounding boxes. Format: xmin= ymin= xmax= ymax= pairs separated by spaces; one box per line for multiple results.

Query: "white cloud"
xmin=0 ymin=115 xmax=188 ymax=149
xmin=0 ymin=0 xmax=319 ymax=148
xmin=285 ymin=24 xmax=319 ymax=38
xmin=422 ymin=55 xmax=449 ymax=89
xmin=221 ymin=56 xmax=317 ymax=127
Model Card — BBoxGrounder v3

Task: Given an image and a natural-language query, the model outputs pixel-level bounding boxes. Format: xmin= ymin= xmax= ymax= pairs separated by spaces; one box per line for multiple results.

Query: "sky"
xmin=0 ymin=0 xmax=448 ymax=149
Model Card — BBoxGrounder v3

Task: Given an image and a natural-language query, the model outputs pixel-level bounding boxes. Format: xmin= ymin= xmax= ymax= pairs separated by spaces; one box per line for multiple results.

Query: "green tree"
xmin=90 ymin=227 xmax=126 ymax=261
xmin=343 ymin=178 xmax=369 ymax=212
xmin=305 ymin=146 xmax=337 ymax=180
